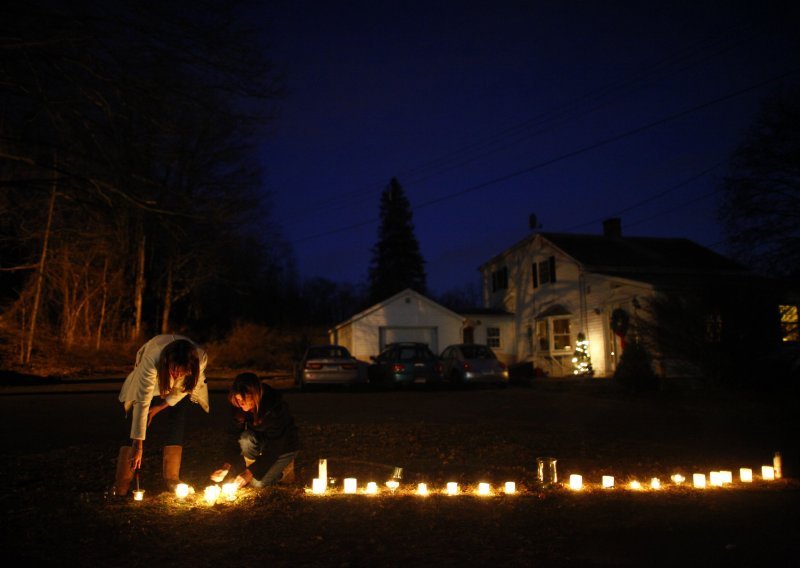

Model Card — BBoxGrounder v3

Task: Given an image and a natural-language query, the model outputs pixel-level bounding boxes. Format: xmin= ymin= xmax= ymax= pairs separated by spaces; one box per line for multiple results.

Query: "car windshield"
xmin=398 ymin=346 xmax=433 ymax=361
xmin=307 ymin=346 xmax=351 ymax=359
xmin=460 ymin=345 xmax=495 ymax=359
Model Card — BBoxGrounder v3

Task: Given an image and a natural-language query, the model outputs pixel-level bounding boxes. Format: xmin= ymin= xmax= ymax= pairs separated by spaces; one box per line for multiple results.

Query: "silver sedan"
xmin=440 ymin=344 xmax=509 ymax=387
xmin=298 ymin=345 xmax=365 ymax=389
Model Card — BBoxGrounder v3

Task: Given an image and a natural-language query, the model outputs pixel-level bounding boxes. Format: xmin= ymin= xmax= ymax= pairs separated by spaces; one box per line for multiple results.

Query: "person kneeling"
xmin=211 ymin=372 xmax=299 ymax=488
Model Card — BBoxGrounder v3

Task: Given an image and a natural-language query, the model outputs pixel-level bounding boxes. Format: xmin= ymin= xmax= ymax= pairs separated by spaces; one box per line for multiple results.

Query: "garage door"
xmin=379 ymin=326 xmax=438 ymax=353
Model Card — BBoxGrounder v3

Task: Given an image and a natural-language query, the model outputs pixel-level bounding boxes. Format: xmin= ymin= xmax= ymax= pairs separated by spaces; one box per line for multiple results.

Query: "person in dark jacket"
xmin=210 ymin=372 xmax=299 ymax=488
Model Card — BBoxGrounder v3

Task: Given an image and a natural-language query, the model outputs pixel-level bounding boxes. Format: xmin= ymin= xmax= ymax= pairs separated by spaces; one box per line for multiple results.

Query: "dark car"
xmin=297 ymin=344 xmax=365 ymax=389
xmin=367 ymin=342 xmax=443 ymax=387
xmin=440 ymin=343 xmax=509 ymax=387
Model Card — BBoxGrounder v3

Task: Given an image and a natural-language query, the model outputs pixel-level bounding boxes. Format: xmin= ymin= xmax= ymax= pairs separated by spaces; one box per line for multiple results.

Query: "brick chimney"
xmin=603 ymin=217 xmax=622 ymax=237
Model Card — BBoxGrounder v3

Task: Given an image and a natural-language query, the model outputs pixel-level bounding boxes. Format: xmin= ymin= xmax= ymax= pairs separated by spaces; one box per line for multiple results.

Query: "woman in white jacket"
xmin=113 ymin=334 xmax=210 ymax=496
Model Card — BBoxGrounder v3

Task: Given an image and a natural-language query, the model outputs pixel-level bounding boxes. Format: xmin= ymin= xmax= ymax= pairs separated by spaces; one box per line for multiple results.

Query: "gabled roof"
xmin=541 ymin=232 xmax=746 ymax=276
xmin=330 ymin=288 xmax=463 ymax=331
xmin=481 ymin=230 xmax=751 ymax=283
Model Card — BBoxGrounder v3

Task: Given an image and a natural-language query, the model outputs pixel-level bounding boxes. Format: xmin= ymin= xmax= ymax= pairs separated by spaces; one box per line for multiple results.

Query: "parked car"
xmin=368 ymin=342 xmax=443 ymax=387
xmin=297 ymin=345 xmax=365 ymax=389
xmin=439 ymin=343 xmax=509 ymax=387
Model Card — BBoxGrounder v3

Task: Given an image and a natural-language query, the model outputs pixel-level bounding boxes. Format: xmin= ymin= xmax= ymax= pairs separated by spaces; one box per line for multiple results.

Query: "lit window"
xmin=536 ymin=320 xmax=549 ymax=351
xmin=487 ymin=327 xmax=501 ymax=348
xmin=552 ymin=318 xmax=571 ymax=350
xmin=780 ymin=305 xmax=798 ymax=342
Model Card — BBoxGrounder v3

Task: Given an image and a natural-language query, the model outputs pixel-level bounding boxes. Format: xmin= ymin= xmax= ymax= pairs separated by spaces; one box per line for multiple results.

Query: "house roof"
xmin=330 ymin=288 xmax=463 ymax=331
xmin=481 ymin=230 xmax=753 ymax=283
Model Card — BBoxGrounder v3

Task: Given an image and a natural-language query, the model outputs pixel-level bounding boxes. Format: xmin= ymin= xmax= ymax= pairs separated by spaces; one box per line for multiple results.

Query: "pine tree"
xmin=368 ymin=178 xmax=427 ymax=303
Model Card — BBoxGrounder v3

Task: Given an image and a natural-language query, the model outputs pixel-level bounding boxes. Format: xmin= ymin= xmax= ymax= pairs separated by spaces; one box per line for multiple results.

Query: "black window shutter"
xmin=549 ymin=256 xmax=557 ymax=283
xmin=532 ymin=263 xmax=538 ymax=288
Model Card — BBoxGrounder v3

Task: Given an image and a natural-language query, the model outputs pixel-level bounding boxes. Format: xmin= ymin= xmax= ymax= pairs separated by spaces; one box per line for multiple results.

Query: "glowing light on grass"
xmin=709 ymin=471 xmax=722 ymax=487
xmin=602 ymin=476 xmax=614 ymax=488
xmin=343 ymin=478 xmax=357 ymax=494
xmin=133 ymin=490 xmax=144 ymax=501
xmin=650 ymin=478 xmax=661 ymax=490
xmin=719 ymin=471 xmax=732 ymax=485
xmin=504 ymin=482 xmax=516 ymax=495
xmin=568 ymin=475 xmax=583 ymax=491
xmin=386 ymin=480 xmax=399 ymax=492
xmin=693 ymin=474 xmax=706 ymax=488
xmin=739 ymin=468 xmax=753 ymax=483
xmin=175 ymin=483 xmax=190 ymax=499
xmin=204 ymin=485 xmax=220 ymax=504
xmin=670 ymin=474 xmax=685 ymax=485
xmin=761 ymin=466 xmax=775 ymax=480
xmin=365 ymin=482 xmax=378 ymax=495
xmin=477 ymin=483 xmax=491 ymax=496
xmin=311 ymin=478 xmax=326 ymax=494
xmin=416 ymin=483 xmax=428 ymax=496
xmin=629 ymin=480 xmax=642 ymax=490
xmin=318 ymin=459 xmax=327 ymax=484
xmin=446 ymin=482 xmax=459 ymax=496
xmin=222 ymin=483 xmax=237 ymax=501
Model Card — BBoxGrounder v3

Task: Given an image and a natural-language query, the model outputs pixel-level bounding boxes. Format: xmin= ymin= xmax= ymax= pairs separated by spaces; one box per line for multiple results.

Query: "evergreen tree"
xmin=368 ymin=178 xmax=427 ymax=303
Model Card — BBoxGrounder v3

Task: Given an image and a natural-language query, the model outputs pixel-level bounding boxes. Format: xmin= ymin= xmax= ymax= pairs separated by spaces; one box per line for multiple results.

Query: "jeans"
xmin=238 ymin=429 xmax=299 ymax=487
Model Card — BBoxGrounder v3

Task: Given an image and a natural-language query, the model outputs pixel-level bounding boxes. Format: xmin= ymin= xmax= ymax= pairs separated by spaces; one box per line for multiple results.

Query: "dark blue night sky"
xmin=259 ymin=0 xmax=799 ymax=294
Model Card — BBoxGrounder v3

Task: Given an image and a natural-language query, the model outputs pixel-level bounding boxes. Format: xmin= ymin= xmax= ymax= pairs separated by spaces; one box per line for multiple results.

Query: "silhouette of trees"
xmin=0 ymin=0 xmax=286 ymax=361
xmin=719 ymin=86 xmax=800 ymax=277
xmin=368 ymin=178 xmax=427 ymax=304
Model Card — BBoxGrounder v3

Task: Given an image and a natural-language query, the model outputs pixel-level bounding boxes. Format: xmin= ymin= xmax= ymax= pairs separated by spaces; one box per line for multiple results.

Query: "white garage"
xmin=329 ymin=288 xmax=465 ymax=361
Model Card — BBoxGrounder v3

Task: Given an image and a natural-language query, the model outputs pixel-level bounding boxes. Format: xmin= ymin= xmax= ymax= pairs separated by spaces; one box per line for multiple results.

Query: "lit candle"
xmin=670 ymin=474 xmax=685 ymax=484
xmin=569 ymin=474 xmax=583 ymax=491
xmin=719 ymin=471 xmax=732 ymax=485
xmin=365 ymin=482 xmax=378 ymax=495
xmin=693 ymin=473 xmax=706 ymax=488
xmin=386 ymin=480 xmax=399 ymax=492
xmin=175 ymin=483 xmax=190 ymax=499
xmin=477 ymin=482 xmax=491 ymax=496
xmin=312 ymin=477 xmax=326 ymax=494
xmin=761 ymin=466 xmax=775 ymax=480
xmin=343 ymin=478 xmax=357 ymax=494
xmin=222 ymin=483 xmax=237 ymax=501
xmin=504 ymin=482 xmax=516 ymax=494
xmin=133 ymin=490 xmax=144 ymax=501
xmin=446 ymin=482 xmax=459 ymax=495
xmin=629 ymin=480 xmax=642 ymax=490
xmin=650 ymin=478 xmax=661 ymax=490
xmin=602 ymin=475 xmax=614 ymax=488
xmin=318 ymin=459 xmax=327 ymax=484
xmin=739 ymin=468 xmax=753 ymax=483
xmin=709 ymin=471 xmax=722 ymax=487
xmin=417 ymin=483 xmax=428 ymax=496
xmin=204 ymin=485 xmax=220 ymax=504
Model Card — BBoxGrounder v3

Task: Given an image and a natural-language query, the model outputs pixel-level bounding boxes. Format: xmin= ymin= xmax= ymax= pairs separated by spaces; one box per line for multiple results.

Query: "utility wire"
xmin=290 ymin=66 xmax=800 ymax=244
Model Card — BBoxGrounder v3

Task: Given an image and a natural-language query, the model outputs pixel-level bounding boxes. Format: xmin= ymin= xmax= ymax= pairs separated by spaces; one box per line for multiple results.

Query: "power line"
xmin=280 ymin=22 xmax=765 ymax=221
xmin=289 ymin=66 xmax=800 ymax=244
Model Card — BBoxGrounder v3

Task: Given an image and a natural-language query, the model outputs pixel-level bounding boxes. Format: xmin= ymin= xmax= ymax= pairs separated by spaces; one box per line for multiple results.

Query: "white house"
xmin=478 ymin=219 xmax=756 ymax=377
xmin=329 ymin=288 xmax=515 ymax=363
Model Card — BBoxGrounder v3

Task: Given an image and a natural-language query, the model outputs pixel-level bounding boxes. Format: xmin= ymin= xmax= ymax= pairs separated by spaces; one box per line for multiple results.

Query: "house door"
xmin=462 ymin=326 xmax=474 ymax=344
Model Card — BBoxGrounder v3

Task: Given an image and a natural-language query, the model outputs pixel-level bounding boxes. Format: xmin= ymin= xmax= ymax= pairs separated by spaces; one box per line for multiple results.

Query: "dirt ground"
xmin=1 ymin=379 xmax=799 ymax=567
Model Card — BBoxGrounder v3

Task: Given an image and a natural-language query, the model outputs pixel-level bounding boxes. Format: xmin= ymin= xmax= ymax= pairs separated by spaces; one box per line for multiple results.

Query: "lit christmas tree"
xmin=572 ymin=332 xmax=594 ymax=376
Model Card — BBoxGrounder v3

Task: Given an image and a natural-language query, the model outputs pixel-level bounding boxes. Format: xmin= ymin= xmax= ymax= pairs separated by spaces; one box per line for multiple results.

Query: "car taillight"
xmin=392 ymin=364 xmax=404 ymax=373
xmin=341 ymin=363 xmax=357 ymax=370
xmin=305 ymin=363 xmax=323 ymax=370
xmin=434 ymin=363 xmax=443 ymax=374
xmin=498 ymin=361 xmax=506 ymax=370
xmin=461 ymin=362 xmax=471 ymax=371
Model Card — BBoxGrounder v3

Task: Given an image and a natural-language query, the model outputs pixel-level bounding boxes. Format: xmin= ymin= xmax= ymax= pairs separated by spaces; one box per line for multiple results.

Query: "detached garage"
xmin=329 ymin=288 xmax=465 ymax=361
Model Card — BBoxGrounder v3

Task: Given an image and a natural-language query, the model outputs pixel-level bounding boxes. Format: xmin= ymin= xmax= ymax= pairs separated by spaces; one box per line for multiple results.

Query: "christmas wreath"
xmin=610 ymin=308 xmax=630 ymax=337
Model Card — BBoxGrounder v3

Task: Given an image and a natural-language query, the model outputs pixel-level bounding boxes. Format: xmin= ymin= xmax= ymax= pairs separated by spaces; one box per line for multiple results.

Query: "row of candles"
xmin=567 ymin=464 xmax=779 ymax=491
xmin=130 ymin=455 xmax=783 ymax=502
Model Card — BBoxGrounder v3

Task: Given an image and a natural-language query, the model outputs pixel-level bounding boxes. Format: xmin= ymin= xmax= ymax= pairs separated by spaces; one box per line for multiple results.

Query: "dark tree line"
xmin=0 ymin=1 xmax=292 ymax=362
